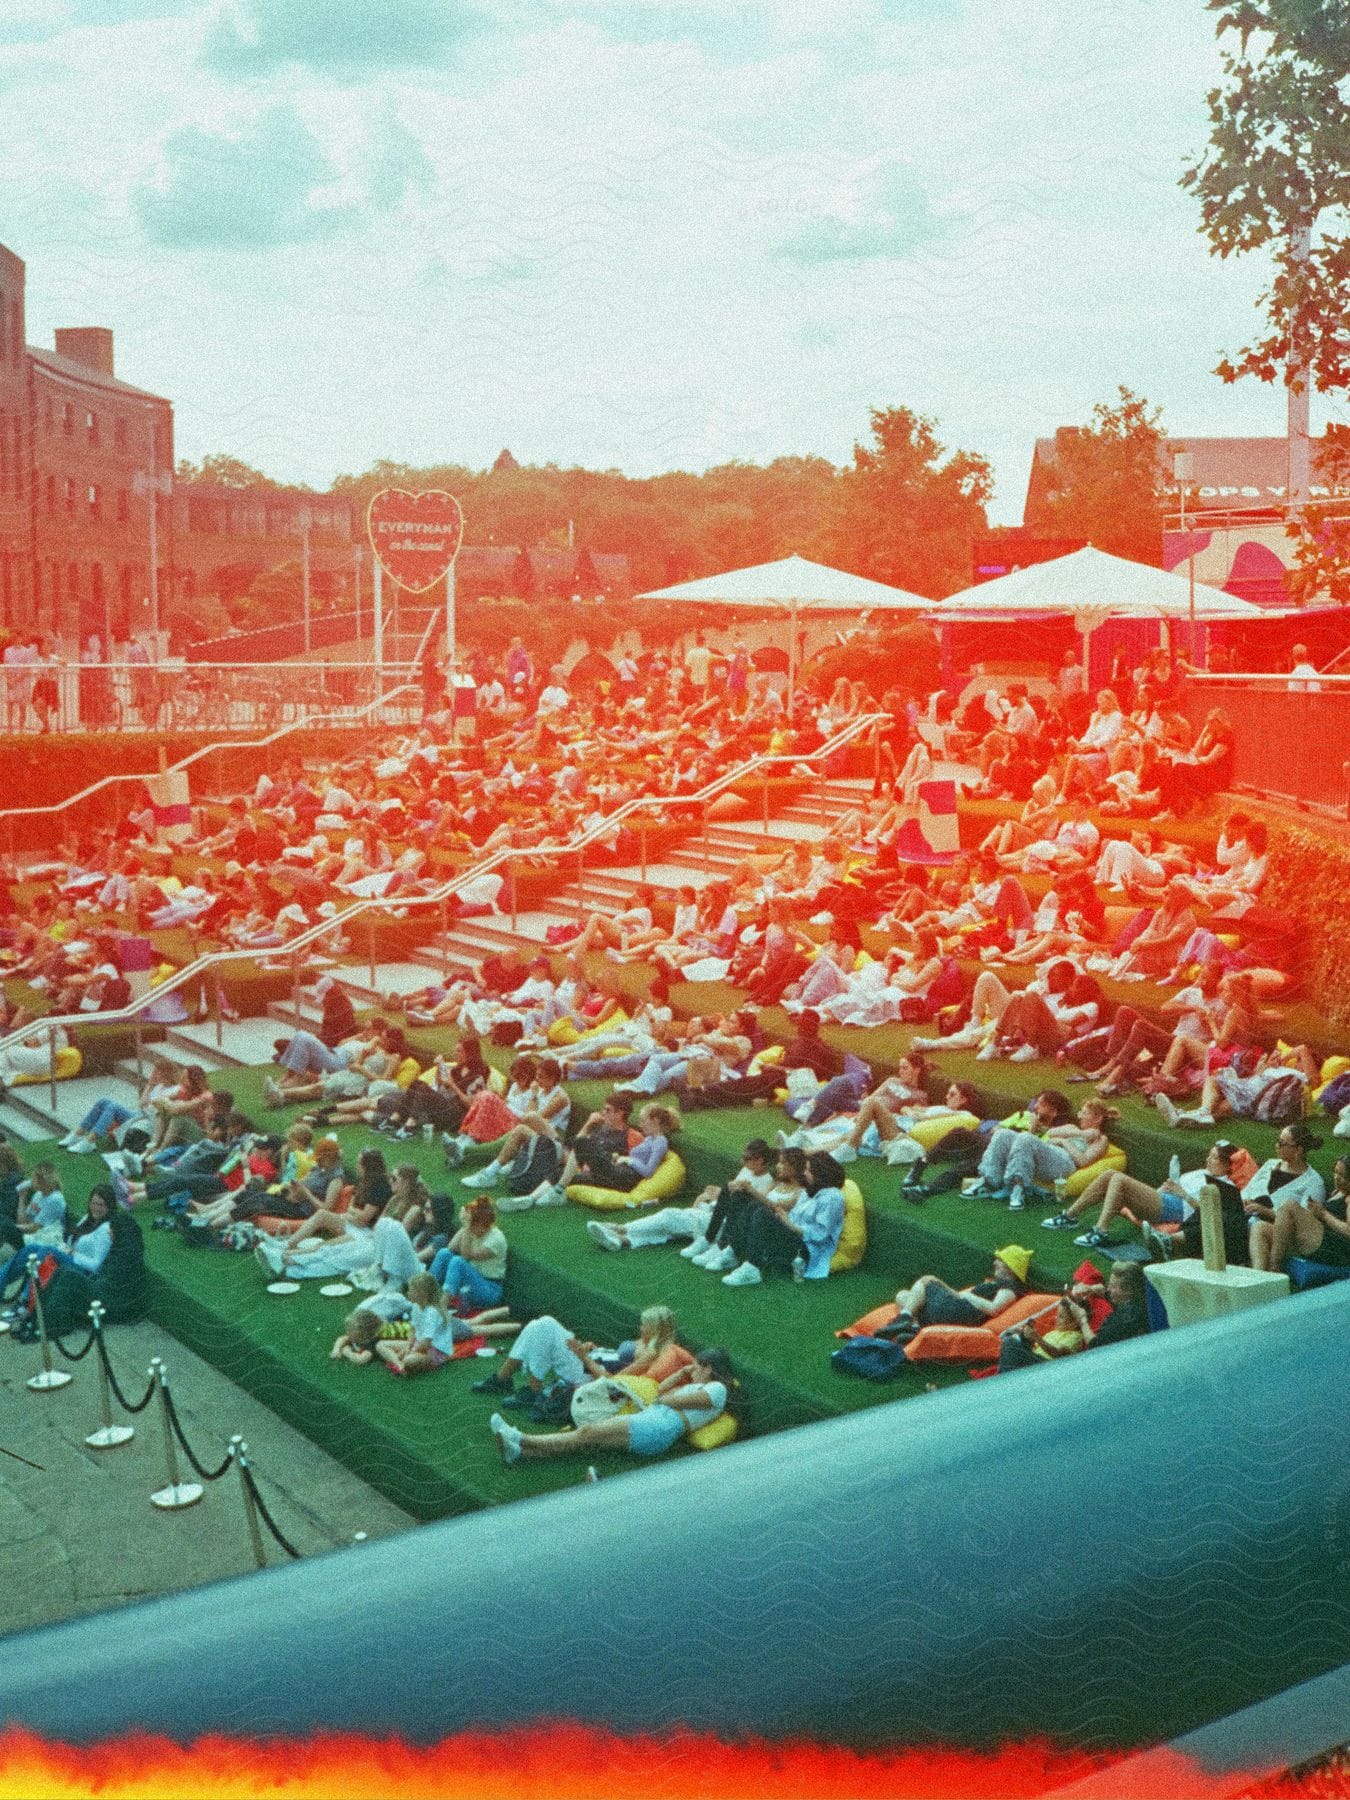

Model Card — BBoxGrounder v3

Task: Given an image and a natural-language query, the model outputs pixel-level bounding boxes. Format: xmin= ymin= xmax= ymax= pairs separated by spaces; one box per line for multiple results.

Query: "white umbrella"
xmin=637 ymin=554 xmax=930 ymax=706
xmin=933 ymin=545 xmax=1265 ymax=668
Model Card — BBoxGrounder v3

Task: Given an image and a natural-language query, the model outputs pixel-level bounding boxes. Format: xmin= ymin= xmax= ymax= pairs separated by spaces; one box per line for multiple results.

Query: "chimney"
xmin=54 ymin=327 xmax=114 ymax=376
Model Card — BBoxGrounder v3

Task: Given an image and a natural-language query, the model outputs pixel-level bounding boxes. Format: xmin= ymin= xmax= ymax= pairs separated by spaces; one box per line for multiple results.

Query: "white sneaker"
xmin=1008 ymin=1044 xmax=1038 ymax=1063
xmin=834 ymin=1144 xmax=858 ymax=1163
xmin=533 ymin=1184 xmax=568 ymax=1207
xmin=1153 ymin=1093 xmax=1179 ymax=1129
xmin=884 ymin=1137 xmax=924 ymax=1167
xmin=489 ymin=1413 xmax=522 ymax=1466
xmin=692 ymin=1245 xmax=725 ymax=1269
xmin=495 ymin=1192 xmax=534 ymax=1212
xmin=722 ymin=1261 xmax=762 ymax=1287
xmin=461 ymin=1164 xmax=503 ymax=1189
xmin=1007 ymin=1183 xmax=1026 ymax=1211
xmin=1334 ymin=1108 xmax=1350 ymax=1138
xmin=254 ymin=1241 xmax=283 ymax=1277
xmin=976 ymin=1042 xmax=1000 ymax=1061
xmin=264 ymin=1077 xmax=285 ymax=1107
xmin=680 ymin=1235 xmax=711 ymax=1261
xmin=587 ymin=1221 xmax=624 ymax=1252
xmin=68 ymin=1137 xmax=96 ymax=1154
xmin=57 ymin=1132 xmax=77 ymax=1150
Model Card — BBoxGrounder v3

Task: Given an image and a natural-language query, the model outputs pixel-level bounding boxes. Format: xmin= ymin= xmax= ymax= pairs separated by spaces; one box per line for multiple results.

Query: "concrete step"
xmin=0 ymin=1071 xmax=142 ymax=1142
xmin=165 ymin=1018 xmax=289 ymax=1070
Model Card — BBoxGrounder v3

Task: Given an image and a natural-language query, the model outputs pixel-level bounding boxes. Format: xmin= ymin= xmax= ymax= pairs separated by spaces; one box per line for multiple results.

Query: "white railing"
xmin=0 ymin=681 xmax=419 ymax=846
xmin=0 ymin=712 xmax=887 ymax=1102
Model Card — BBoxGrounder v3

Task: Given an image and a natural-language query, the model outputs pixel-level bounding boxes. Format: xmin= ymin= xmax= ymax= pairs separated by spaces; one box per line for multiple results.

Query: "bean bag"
xmin=11 ymin=1044 xmax=83 ymax=1086
xmin=707 ymin=791 xmax=749 ymax=821
xmin=393 ymin=1056 xmax=423 ymax=1090
xmin=689 ymin=1413 xmax=737 ymax=1451
xmin=1287 ymin=1258 xmax=1350 ymax=1292
xmin=907 ymin=1109 xmax=979 ymax=1152
xmin=837 ymin=1290 xmax=1052 ymax=1343
xmin=903 ymin=1292 xmax=1058 ymax=1364
xmin=1059 ymin=1144 xmax=1128 ymax=1200
xmin=567 ymin=1152 xmax=686 ymax=1211
xmin=829 ymin=1178 xmax=867 ymax=1274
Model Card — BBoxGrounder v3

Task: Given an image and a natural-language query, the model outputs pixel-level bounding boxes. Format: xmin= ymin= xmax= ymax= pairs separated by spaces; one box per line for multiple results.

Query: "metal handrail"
xmin=0 ymin=710 xmax=885 ymax=1064
xmin=1184 ymin=670 xmax=1350 ymax=687
xmin=0 ymin=681 xmax=419 ymax=831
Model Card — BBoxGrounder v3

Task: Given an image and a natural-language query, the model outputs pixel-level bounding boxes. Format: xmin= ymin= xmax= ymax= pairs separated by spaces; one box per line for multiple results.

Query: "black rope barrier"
xmin=48 ymin=1322 xmax=97 ymax=1361
xmin=95 ymin=1331 xmax=157 ymax=1414
xmin=161 ymin=1383 xmax=234 ymax=1482
xmin=240 ymin=1460 xmax=301 ymax=1559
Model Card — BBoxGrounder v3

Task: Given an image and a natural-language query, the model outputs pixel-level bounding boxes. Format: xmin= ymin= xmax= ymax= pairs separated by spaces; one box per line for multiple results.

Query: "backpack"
xmin=1252 ymin=1073 xmax=1306 ymax=1125
xmin=830 ymin=1337 xmax=911 ymax=1381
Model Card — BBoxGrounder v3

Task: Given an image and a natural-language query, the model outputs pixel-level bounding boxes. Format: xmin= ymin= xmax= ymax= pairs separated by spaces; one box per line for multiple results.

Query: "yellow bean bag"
xmin=689 ymin=1413 xmax=737 ymax=1451
xmin=393 ymin=1056 xmax=422 ymax=1090
xmin=829 ymin=1177 xmax=867 ymax=1274
xmin=1060 ymin=1144 xmax=1128 ymax=1200
xmin=567 ymin=1151 xmax=686 ymax=1210
xmin=906 ymin=1109 xmax=979 ymax=1152
xmin=615 ymin=1375 xmax=659 ymax=1406
xmin=10 ymin=1044 xmax=83 ymax=1086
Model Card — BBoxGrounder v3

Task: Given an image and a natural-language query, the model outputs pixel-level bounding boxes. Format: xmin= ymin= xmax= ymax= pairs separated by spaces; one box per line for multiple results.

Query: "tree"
xmin=1024 ymin=388 xmax=1167 ymax=565
xmin=175 ymin=453 xmax=285 ymax=488
xmin=818 ymin=407 xmax=992 ymax=598
xmin=1181 ymin=0 xmax=1350 ymax=397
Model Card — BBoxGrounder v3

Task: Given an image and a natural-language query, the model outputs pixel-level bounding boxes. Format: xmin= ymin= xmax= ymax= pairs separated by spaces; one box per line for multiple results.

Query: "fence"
xmin=5 ymin=659 xmax=425 ymax=738
xmin=1180 ymin=673 xmax=1350 ymax=815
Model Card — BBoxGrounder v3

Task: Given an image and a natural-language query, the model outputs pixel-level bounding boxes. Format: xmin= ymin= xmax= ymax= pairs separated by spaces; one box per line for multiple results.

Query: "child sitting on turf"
xmin=329 ymin=1307 xmax=403 ymax=1366
xmin=375 ymin=1273 xmax=518 ymax=1376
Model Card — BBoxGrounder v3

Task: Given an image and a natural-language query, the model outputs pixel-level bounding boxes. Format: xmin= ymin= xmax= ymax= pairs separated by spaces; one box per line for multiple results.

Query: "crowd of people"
xmin=1 ymin=632 xmax=1346 ymax=1472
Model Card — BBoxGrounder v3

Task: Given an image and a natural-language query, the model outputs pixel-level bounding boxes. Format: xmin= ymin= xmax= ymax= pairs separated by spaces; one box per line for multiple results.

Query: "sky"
xmin=0 ymin=0 xmax=1334 ymax=522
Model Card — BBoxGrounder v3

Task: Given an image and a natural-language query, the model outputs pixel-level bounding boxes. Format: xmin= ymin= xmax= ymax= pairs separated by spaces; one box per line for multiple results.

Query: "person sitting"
xmin=1043 ymin=1138 xmax=1245 ymax=1255
xmin=888 ymin=1244 xmax=1033 ymax=1340
xmin=996 ymin=1262 xmax=1147 ymax=1369
xmin=969 ymin=1098 xmax=1117 ymax=1212
xmin=1251 ymin=1153 xmax=1350 ymax=1277
xmin=489 ymin=1349 xmax=736 ymax=1466
xmin=1245 ymin=1123 xmax=1330 ymax=1269
xmin=718 ymin=1149 xmax=847 ymax=1288
xmin=586 ymin=1138 xmax=776 ymax=1256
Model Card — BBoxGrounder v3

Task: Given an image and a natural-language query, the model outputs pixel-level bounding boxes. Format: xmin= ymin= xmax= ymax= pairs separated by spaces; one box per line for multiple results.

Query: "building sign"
xmin=366 ymin=489 xmax=463 ymax=592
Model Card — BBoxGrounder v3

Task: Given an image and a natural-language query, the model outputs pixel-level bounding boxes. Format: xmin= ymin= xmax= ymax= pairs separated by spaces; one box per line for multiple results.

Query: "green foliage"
xmin=817 ymin=407 xmax=992 ymax=599
xmin=1181 ymin=0 xmax=1350 ymax=394
xmin=806 ymin=618 xmax=942 ymax=700
xmin=1286 ymin=422 xmax=1350 ymax=603
xmin=175 ymin=453 xmax=289 ymax=488
xmin=1263 ymin=821 xmax=1350 ymax=1030
xmin=1026 ymin=388 xmax=1168 ymax=566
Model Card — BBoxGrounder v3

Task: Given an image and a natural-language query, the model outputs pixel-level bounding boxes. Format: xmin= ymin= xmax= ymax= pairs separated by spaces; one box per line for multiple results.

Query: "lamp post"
xmin=1173 ymin=450 xmax=1195 ymax=664
xmin=132 ymin=458 xmax=172 ymax=662
xmin=297 ymin=507 xmax=313 ymax=656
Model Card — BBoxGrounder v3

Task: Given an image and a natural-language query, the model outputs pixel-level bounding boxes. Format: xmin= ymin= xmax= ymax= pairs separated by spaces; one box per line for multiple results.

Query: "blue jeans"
xmin=429 ymin=1251 xmax=503 ymax=1310
xmin=279 ymin=1032 xmax=349 ymax=1075
xmin=979 ymin=1128 xmax=1077 ymax=1191
xmin=76 ymin=1099 xmax=133 ymax=1138
xmin=0 ymin=1243 xmax=90 ymax=1294
xmin=564 ymin=1052 xmax=647 ymax=1082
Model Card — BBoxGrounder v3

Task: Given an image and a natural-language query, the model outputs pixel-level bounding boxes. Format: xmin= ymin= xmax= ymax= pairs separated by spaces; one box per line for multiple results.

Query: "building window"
xmin=114 ymin=417 xmax=127 ymax=450
xmin=62 ymin=402 xmax=73 ymax=437
xmin=67 ymin=561 xmax=80 ymax=606
xmin=64 ymin=478 xmax=76 ymax=514
xmin=116 ymin=488 xmax=129 ymax=524
xmin=86 ymin=410 xmax=99 ymax=446
xmin=45 ymin=474 xmax=55 ymax=514
xmin=88 ymin=484 xmax=101 ymax=520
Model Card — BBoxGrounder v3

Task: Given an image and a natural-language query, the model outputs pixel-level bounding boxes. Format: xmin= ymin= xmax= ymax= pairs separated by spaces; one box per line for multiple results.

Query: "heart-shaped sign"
xmin=366 ymin=489 xmax=464 ymax=593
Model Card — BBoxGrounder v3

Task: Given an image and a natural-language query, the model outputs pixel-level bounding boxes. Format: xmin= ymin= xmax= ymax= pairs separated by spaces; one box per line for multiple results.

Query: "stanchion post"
xmin=640 ymin=820 xmax=648 ymax=882
xmin=290 ymin=952 xmax=301 ymax=1033
xmin=84 ymin=1303 xmax=134 ymax=1448
xmin=510 ymin=859 xmax=518 ymax=932
xmin=440 ymin=893 xmax=450 ymax=977
xmin=149 ymin=1357 xmax=203 ymax=1509
xmin=26 ymin=1256 xmax=73 ymax=1392
xmin=367 ymin=916 xmax=376 ymax=993
xmin=234 ymin=1437 xmax=268 ymax=1570
xmin=47 ymin=1022 xmax=57 ymax=1114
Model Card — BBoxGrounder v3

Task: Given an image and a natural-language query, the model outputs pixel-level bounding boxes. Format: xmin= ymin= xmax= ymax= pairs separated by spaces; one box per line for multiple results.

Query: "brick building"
xmin=0 ymin=239 xmax=175 ymax=646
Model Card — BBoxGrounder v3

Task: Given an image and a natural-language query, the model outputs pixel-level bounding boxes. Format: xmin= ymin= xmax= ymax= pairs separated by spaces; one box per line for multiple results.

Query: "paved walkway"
xmin=0 ymin=1313 xmax=413 ymax=1641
